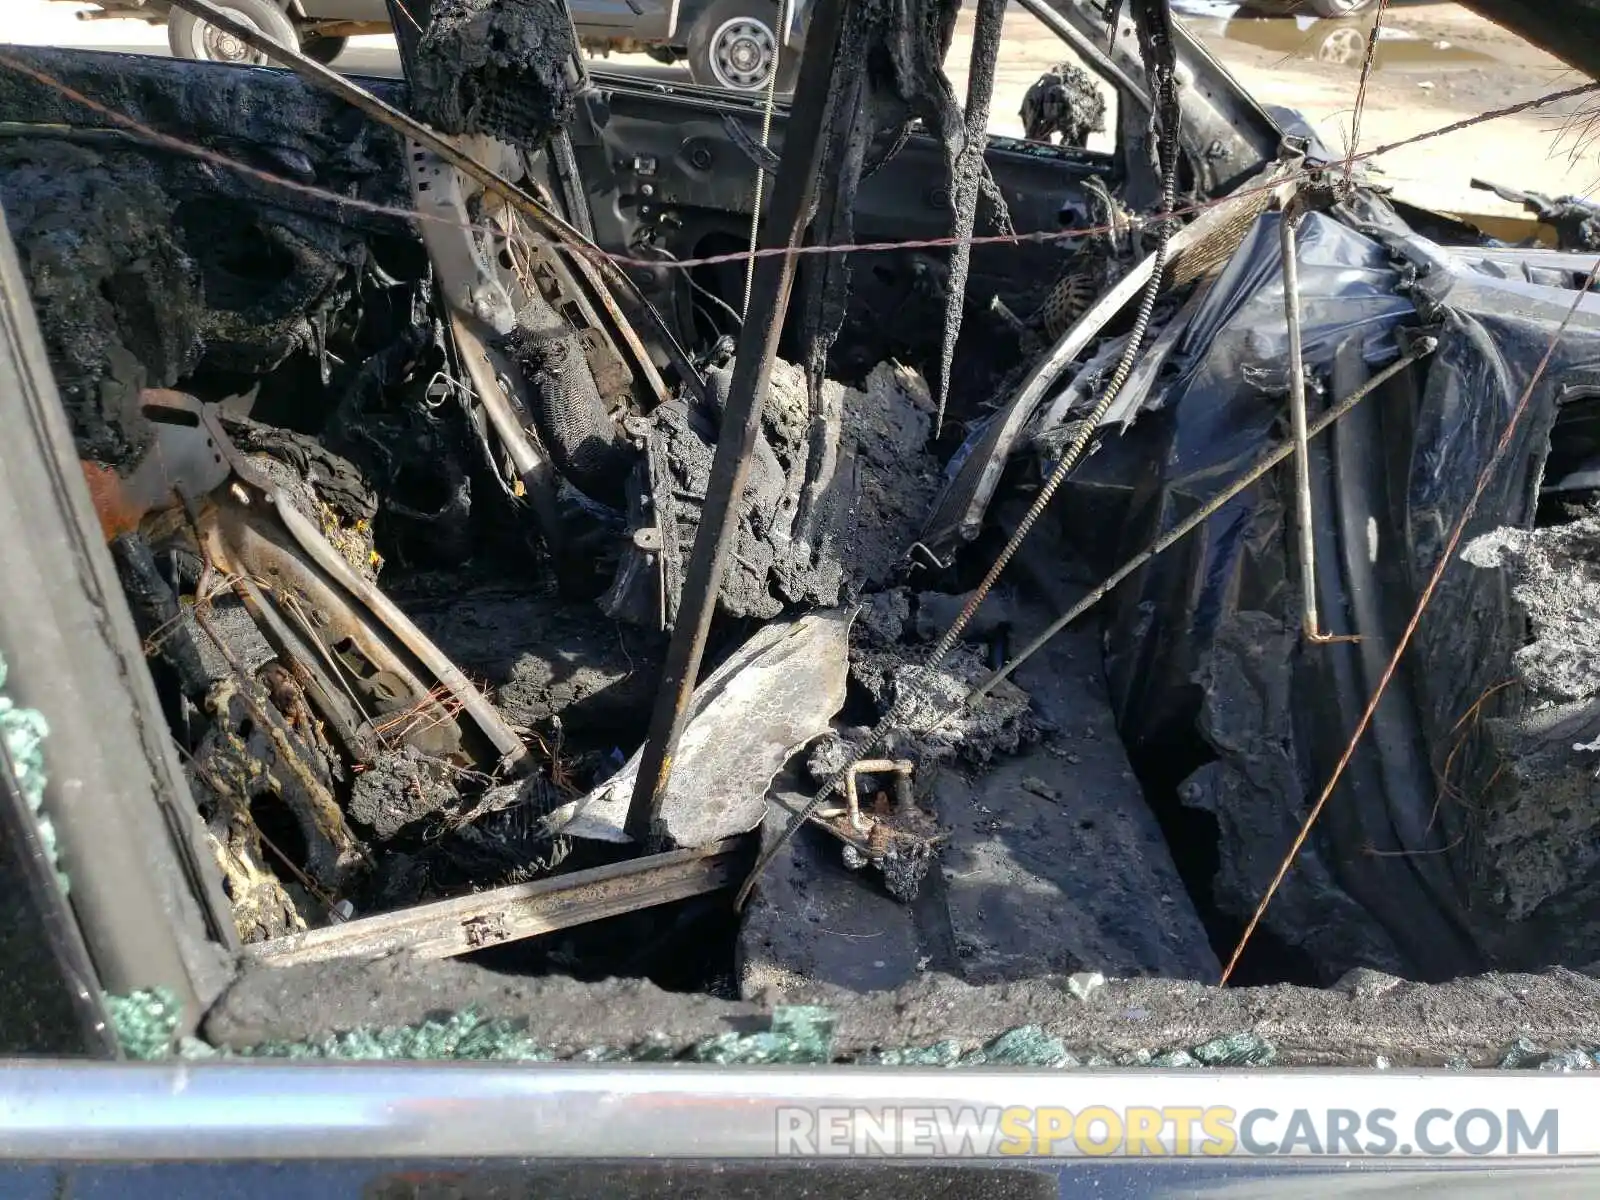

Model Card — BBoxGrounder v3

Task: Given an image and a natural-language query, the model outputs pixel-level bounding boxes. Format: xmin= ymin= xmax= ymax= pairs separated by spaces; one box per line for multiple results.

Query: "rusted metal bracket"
xmin=245 ymin=837 xmax=748 ymax=965
xmin=1278 ymin=198 xmax=1359 ymax=645
xmin=622 ymin=0 xmax=854 ymax=846
xmin=842 ymin=758 xmax=914 ymax=834
xmin=136 ymin=390 xmax=530 ymax=776
xmin=807 ymin=757 xmax=942 ymax=900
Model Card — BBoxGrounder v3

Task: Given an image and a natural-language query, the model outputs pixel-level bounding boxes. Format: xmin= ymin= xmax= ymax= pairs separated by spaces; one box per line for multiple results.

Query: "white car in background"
xmin=53 ymin=0 xmax=805 ymax=91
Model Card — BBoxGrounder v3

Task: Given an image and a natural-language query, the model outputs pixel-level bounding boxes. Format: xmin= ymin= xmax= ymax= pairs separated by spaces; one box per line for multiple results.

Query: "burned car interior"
xmin=8 ymin=0 xmax=1600 ymax=1064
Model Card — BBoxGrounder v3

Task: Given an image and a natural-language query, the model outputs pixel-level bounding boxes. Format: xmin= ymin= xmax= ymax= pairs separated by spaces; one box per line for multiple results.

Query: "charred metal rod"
xmin=246 ymin=838 xmax=748 ymax=965
xmin=623 ymin=0 xmax=852 ymax=846
xmin=742 ymin=0 xmax=791 ymax=316
xmin=971 ymin=337 xmax=1439 ymax=702
xmin=1280 ymin=205 xmax=1348 ymax=644
xmin=161 ymin=0 xmax=701 ymax=402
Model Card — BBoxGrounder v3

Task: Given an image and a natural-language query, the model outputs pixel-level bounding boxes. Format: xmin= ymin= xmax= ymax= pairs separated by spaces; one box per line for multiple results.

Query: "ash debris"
xmin=1464 ymin=516 xmax=1600 ymax=703
xmin=840 ymin=587 xmax=1037 ymax=770
xmin=349 ymin=745 xmax=460 ymax=840
xmin=849 ymin=644 xmax=1038 ymax=766
xmin=604 ymin=359 xmax=941 ymax=627
xmin=855 ymin=588 xmax=912 ymax=647
xmin=1459 ymin=515 xmax=1600 ymax=958
xmin=845 ymin=362 xmax=944 ymax=588
xmin=400 ymin=584 xmax=664 ymax=734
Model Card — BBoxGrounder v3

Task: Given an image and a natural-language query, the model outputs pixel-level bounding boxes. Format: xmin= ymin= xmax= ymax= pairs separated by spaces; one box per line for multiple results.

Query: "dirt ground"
xmin=10 ymin=1 xmax=1598 ymax=218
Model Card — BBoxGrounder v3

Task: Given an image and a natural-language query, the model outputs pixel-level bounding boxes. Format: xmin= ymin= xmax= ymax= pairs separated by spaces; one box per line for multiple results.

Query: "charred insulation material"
xmin=1020 ymin=61 xmax=1108 ymax=147
xmin=1462 ymin=515 xmax=1600 ymax=969
xmin=0 ymin=142 xmax=201 ymax=468
xmin=497 ymin=318 xmax=634 ymax=509
xmin=604 ymin=360 xmax=939 ymax=627
xmin=793 ymin=0 xmax=999 ymax=426
xmin=396 ymin=0 xmax=579 ymax=147
xmin=935 ymin=0 xmax=1011 ymax=424
xmin=0 ymin=48 xmax=409 ymax=469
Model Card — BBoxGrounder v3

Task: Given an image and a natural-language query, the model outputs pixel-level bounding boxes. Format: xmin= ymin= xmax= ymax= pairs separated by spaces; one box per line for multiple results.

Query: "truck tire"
xmin=1238 ymin=0 xmax=1375 ymax=13
xmin=301 ymin=33 xmax=349 ymax=64
xmin=167 ymin=0 xmax=299 ymax=66
xmin=686 ymin=0 xmax=799 ymax=93
xmin=1306 ymin=0 xmax=1375 ymax=14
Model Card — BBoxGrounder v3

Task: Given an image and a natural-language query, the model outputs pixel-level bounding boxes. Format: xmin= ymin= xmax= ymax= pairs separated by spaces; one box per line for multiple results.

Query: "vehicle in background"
xmin=618 ymin=0 xmax=806 ymax=93
xmin=1237 ymin=0 xmax=1377 ymax=15
xmin=57 ymin=0 xmax=393 ymax=64
xmin=54 ymin=0 xmax=805 ymax=90
xmin=1177 ymin=5 xmax=1492 ymax=69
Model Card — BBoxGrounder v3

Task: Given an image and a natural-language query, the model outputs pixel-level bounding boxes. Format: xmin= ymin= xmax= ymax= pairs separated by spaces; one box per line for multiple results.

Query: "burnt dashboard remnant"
xmin=7 ymin=0 xmax=1600 ymax=1063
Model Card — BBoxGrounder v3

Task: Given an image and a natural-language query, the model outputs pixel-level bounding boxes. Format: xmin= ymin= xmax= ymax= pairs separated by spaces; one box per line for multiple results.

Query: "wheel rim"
xmin=707 ymin=15 xmax=777 ymax=91
xmin=191 ymin=8 xmax=277 ymax=64
xmin=1316 ymin=27 xmax=1366 ymax=65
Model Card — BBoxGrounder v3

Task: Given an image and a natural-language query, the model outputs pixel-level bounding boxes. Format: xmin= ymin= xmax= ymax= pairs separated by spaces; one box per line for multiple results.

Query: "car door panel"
xmin=572 ymin=74 xmax=1114 ymax=373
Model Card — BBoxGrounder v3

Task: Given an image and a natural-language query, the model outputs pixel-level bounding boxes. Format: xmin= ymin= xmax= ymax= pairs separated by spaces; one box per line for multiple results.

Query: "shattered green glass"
xmin=242 ymin=1010 xmax=555 ymax=1061
xmin=113 ymin=991 xmax=1584 ymax=1070
xmin=1189 ymin=1032 xmax=1278 ymax=1068
xmin=859 ymin=1041 xmax=964 ymax=1067
xmin=960 ymin=1026 xmax=1077 ymax=1068
xmin=106 ymin=987 xmax=183 ymax=1062
xmin=0 ymin=652 xmax=66 ymax=894
xmin=691 ymin=1005 xmax=837 ymax=1064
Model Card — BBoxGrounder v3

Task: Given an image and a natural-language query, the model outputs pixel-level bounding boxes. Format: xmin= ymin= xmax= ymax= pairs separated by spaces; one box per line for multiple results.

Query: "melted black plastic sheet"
xmin=1100 ymin=203 xmax=1600 ymax=982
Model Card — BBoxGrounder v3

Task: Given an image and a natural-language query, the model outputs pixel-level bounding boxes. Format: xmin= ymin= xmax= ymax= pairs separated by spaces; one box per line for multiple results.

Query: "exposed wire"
xmin=742 ymin=0 xmax=790 ymax=316
xmin=389 ymin=0 xmax=426 ymax=33
xmin=693 ymin=280 xmax=745 ymax=329
xmin=1342 ymin=0 xmax=1390 ymax=183
xmin=671 ymin=248 xmax=746 ymax=327
xmin=1359 ymin=81 xmax=1599 ymax=161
